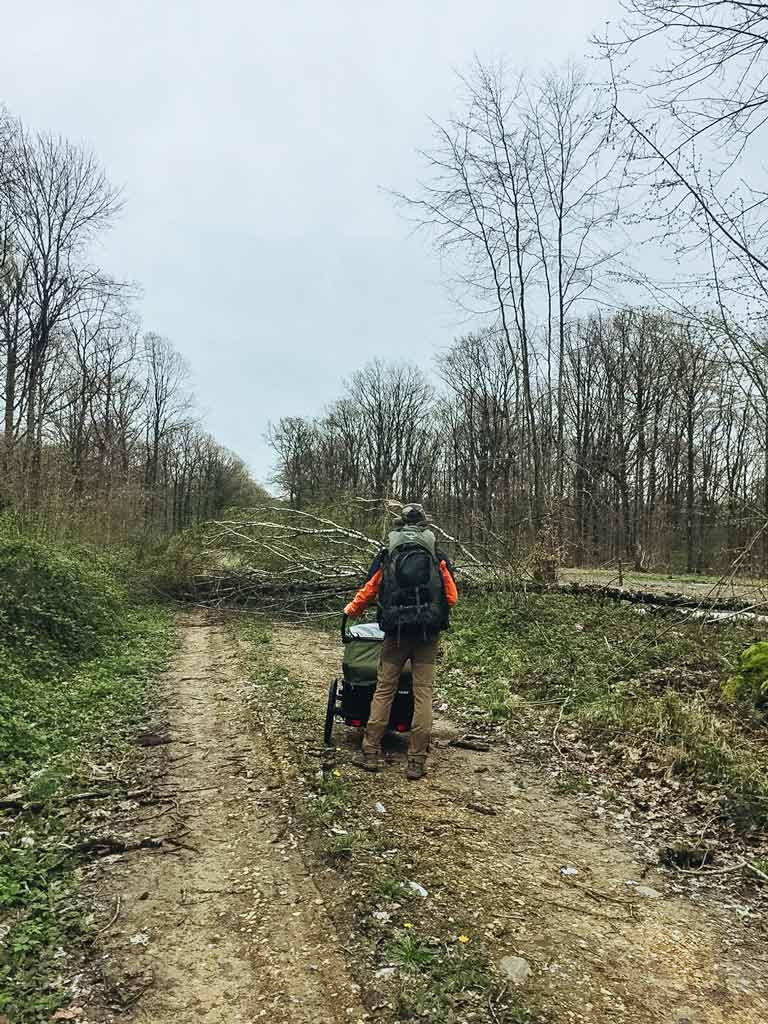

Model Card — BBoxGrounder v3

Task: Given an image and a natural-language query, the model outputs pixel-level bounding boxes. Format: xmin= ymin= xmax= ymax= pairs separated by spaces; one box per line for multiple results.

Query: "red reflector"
xmin=350 ymin=719 xmax=362 ymax=727
xmin=395 ymin=724 xmax=408 ymax=732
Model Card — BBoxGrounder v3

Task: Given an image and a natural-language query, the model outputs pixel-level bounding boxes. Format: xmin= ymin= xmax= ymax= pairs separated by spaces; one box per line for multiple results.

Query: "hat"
xmin=394 ymin=503 xmax=427 ymax=527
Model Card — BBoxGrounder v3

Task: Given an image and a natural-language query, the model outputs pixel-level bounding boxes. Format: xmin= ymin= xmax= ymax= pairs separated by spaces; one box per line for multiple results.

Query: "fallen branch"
xmin=673 ymin=857 xmax=768 ymax=884
xmin=97 ymin=895 xmax=122 ymax=934
xmin=450 ymin=735 xmax=491 ymax=752
xmin=552 ymin=695 xmax=574 ymax=757
xmin=56 ymin=832 xmax=194 ymax=863
xmin=0 ymin=787 xmax=154 ymax=815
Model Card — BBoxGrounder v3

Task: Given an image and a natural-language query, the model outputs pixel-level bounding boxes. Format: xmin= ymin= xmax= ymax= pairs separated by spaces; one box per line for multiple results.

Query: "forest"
xmin=268 ymin=51 xmax=768 ymax=578
xmin=3 ymin=3 xmax=768 ymax=1024
xmin=0 ymin=113 xmax=263 ymax=545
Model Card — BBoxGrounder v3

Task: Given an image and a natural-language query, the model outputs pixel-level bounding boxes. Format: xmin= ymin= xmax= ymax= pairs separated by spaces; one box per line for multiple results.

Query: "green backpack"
xmin=377 ymin=526 xmax=448 ymax=633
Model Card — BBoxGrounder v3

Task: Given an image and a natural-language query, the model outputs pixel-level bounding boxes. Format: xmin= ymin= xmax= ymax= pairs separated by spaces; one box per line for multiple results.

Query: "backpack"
xmin=377 ymin=526 xmax=448 ymax=634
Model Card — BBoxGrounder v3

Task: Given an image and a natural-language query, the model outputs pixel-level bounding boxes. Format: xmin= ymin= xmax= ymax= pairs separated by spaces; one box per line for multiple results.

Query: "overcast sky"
xmin=3 ymin=0 xmax=618 ymax=484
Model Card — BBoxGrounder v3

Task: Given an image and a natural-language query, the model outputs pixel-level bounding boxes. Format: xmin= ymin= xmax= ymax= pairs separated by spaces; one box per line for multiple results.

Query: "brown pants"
xmin=362 ymin=633 xmax=438 ymax=758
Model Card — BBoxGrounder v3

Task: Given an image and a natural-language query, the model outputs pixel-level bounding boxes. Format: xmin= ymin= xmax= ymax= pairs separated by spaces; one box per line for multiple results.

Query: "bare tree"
xmin=600 ymin=2 xmax=768 ymax=305
xmin=401 ymin=61 xmax=616 ymax=530
xmin=142 ymin=332 xmax=191 ymax=531
xmin=267 ymin=415 xmax=320 ymax=508
xmin=3 ymin=128 xmax=121 ymax=502
xmin=345 ymin=360 xmax=433 ymax=500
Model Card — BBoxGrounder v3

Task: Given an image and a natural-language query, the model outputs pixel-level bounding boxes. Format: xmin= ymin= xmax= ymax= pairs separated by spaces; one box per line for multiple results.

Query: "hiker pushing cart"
xmin=327 ymin=503 xmax=458 ymax=781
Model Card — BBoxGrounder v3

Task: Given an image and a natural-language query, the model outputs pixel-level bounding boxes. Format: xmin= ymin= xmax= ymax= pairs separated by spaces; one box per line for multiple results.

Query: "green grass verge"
xmin=0 ymin=532 xmax=172 ymax=1022
xmin=441 ymin=593 xmax=768 ymax=824
xmin=236 ymin=618 xmax=538 ymax=1024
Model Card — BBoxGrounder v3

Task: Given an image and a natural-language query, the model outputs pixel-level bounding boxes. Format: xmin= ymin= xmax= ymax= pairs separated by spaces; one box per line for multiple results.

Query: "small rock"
xmin=135 ymin=730 xmax=171 ymax=747
xmin=635 ymin=885 xmax=663 ymax=899
xmin=451 ymin=736 xmax=491 ymax=752
xmin=467 ymin=802 xmax=497 ymax=816
xmin=499 ymin=955 xmax=532 ymax=986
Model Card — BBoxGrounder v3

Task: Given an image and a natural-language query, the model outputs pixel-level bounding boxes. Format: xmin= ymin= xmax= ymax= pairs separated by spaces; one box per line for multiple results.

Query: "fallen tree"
xmin=180 ymin=502 xmax=497 ymax=613
xmin=174 ymin=502 xmax=768 ymax=619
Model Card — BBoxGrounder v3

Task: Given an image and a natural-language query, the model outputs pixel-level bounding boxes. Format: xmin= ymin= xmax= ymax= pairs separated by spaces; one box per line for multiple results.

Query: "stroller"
xmin=323 ymin=614 xmax=414 ymax=745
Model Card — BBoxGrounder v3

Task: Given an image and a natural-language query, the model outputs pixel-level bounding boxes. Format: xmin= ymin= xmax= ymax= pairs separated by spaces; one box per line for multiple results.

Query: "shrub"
xmin=0 ymin=535 xmax=126 ymax=678
xmin=723 ymin=642 xmax=768 ymax=710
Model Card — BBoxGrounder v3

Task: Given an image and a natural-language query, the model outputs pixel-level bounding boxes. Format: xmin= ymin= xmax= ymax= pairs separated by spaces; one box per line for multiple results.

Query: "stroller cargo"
xmin=324 ymin=616 xmax=414 ymax=745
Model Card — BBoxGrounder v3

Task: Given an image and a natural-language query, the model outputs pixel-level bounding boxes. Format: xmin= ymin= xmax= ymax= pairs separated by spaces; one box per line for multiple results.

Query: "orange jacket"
xmin=344 ymin=560 xmax=458 ymax=617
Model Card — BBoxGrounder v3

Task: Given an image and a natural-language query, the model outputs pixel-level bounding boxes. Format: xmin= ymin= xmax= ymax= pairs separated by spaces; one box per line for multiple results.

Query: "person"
xmin=343 ymin=503 xmax=458 ymax=781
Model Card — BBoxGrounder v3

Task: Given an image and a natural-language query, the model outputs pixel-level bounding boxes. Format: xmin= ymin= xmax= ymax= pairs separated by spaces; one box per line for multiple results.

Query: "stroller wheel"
xmin=324 ymin=678 xmax=338 ymax=746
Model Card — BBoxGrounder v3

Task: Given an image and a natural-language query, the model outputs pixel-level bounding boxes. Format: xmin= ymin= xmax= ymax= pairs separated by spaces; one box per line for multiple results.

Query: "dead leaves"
xmin=51 ymin=1008 xmax=84 ymax=1021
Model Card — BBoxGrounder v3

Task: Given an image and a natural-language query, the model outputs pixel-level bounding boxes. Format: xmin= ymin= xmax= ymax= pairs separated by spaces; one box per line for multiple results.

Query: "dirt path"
xmin=269 ymin=623 xmax=768 ymax=1024
xmin=83 ymin=614 xmax=366 ymax=1024
xmin=79 ymin=615 xmax=768 ymax=1024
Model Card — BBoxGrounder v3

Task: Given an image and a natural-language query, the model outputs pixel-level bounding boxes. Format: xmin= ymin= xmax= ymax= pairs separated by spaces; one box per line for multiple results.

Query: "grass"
xmin=236 ymin=616 xmax=540 ymax=1024
xmin=441 ymin=592 xmax=768 ymax=824
xmin=562 ymin=567 xmax=764 ymax=588
xmin=387 ymin=936 xmax=536 ymax=1023
xmin=0 ymin=532 xmax=172 ymax=1022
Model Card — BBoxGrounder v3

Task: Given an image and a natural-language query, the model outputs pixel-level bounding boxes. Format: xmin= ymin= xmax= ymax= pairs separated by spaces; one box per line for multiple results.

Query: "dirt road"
xmin=83 ymin=616 xmax=365 ymax=1023
xmin=268 ymin=623 xmax=768 ymax=1024
xmin=81 ymin=614 xmax=768 ymax=1024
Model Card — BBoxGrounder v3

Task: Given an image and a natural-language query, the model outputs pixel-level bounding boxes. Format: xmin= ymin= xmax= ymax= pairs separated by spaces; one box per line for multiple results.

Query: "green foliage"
xmin=389 ymin=937 xmax=535 ymax=1022
xmin=0 ymin=535 xmax=126 ymax=678
xmin=373 ymin=871 xmax=415 ymax=902
xmin=387 ymin=931 xmax=436 ymax=967
xmin=723 ymin=641 xmax=768 ymax=708
xmin=0 ymin=531 xmax=171 ymax=1022
xmin=138 ymin=526 xmax=211 ymax=594
xmin=442 ymin=593 xmax=768 ymax=823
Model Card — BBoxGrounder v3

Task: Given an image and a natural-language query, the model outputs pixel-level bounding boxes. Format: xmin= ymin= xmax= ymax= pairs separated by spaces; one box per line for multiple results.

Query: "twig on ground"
xmin=0 ymin=787 xmax=151 ymax=815
xmin=672 ymin=858 xmax=768 ymax=883
xmin=552 ymin=695 xmax=573 ymax=756
xmin=539 ymin=897 xmax=634 ymax=923
xmin=488 ymin=991 xmax=503 ymax=1024
xmin=467 ymin=802 xmax=498 ymax=816
xmin=97 ymin=896 xmax=122 ymax=934
xmin=138 ymin=800 xmax=180 ymax=823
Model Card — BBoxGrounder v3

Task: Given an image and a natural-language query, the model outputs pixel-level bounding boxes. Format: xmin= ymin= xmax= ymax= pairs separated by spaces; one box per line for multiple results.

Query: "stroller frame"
xmin=323 ymin=614 xmax=414 ymax=746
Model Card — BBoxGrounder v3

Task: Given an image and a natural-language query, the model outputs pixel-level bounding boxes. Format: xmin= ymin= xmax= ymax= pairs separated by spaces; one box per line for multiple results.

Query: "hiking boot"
xmin=405 ymin=757 xmax=427 ymax=781
xmin=353 ymin=750 xmax=380 ymax=772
